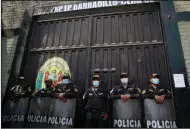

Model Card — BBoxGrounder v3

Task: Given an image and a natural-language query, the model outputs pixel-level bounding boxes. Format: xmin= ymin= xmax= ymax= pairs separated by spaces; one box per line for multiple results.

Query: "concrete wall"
xmin=1 ymin=36 xmax=18 ymax=101
xmin=174 ymin=1 xmax=190 ymax=86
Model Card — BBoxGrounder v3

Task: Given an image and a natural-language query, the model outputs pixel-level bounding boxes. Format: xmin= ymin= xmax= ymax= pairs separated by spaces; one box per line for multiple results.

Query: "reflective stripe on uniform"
xmin=110 ymin=89 xmax=114 ymax=93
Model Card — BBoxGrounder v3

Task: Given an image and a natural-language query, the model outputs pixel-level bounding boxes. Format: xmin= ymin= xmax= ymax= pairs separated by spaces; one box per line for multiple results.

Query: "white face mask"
xmin=121 ymin=78 xmax=129 ymax=84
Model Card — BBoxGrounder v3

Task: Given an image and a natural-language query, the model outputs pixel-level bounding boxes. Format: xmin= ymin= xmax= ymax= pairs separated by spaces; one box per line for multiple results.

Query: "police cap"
xmin=120 ymin=73 xmax=128 ymax=78
xmin=150 ymin=73 xmax=160 ymax=79
xmin=92 ymin=75 xmax=100 ymax=80
xmin=62 ymin=73 xmax=70 ymax=79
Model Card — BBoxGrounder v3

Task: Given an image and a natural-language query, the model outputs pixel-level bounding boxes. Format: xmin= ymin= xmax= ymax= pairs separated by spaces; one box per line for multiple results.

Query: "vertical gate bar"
xmin=54 ymin=21 xmax=61 ymax=48
xmin=85 ymin=15 xmax=93 ymax=89
xmin=145 ymin=13 xmax=151 ymax=42
xmin=138 ymin=13 xmax=143 ymax=43
xmin=39 ymin=23 xmax=45 ymax=48
xmin=47 ymin=22 xmax=54 ymax=48
xmin=77 ymin=19 xmax=82 ymax=46
xmin=51 ymin=22 xmax=56 ymax=47
xmin=107 ymin=16 xmax=111 ymax=45
xmin=141 ymin=46 xmax=146 ymax=89
xmin=75 ymin=50 xmax=79 ymax=84
xmin=108 ymin=48 xmax=111 ymax=90
xmin=156 ymin=10 xmax=163 ymax=42
xmin=132 ymin=46 xmax=137 ymax=86
xmin=70 ymin=19 xmax=75 ymax=46
xmin=101 ymin=16 xmax=104 ymax=45
xmin=130 ymin=13 xmax=135 ymax=43
xmin=149 ymin=45 xmax=156 ymax=74
xmin=122 ymin=14 xmax=127 ymax=43
xmin=57 ymin=21 xmax=63 ymax=47
xmin=44 ymin=22 xmax=50 ymax=48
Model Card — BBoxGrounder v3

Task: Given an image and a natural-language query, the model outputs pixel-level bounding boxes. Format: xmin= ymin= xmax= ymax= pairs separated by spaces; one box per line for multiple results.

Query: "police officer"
xmin=110 ymin=73 xmax=141 ymax=102
xmin=54 ymin=73 xmax=78 ymax=101
xmin=83 ymin=74 xmax=108 ymax=128
xmin=10 ymin=76 xmax=31 ymax=101
xmin=142 ymin=73 xmax=171 ymax=104
xmin=38 ymin=79 xmax=54 ymax=97
xmin=32 ymin=79 xmax=54 ymax=97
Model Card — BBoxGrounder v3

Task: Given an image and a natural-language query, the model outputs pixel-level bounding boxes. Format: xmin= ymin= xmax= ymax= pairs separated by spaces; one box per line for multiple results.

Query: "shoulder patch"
xmin=137 ymin=88 xmax=141 ymax=93
xmin=142 ymin=90 xmax=146 ymax=94
xmin=88 ymin=93 xmax=93 ymax=95
xmin=149 ymin=89 xmax=153 ymax=92
xmin=110 ymin=89 xmax=114 ymax=93
xmin=74 ymin=88 xmax=78 ymax=92
xmin=82 ymin=94 xmax=86 ymax=99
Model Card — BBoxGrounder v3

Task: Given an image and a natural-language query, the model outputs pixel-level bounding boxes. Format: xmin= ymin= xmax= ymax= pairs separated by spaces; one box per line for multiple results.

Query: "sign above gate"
xmin=33 ymin=1 xmax=155 ymax=16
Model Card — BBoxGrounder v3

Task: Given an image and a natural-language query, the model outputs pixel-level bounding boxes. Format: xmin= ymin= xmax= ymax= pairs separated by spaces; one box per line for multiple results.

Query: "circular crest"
xmin=35 ymin=57 xmax=71 ymax=92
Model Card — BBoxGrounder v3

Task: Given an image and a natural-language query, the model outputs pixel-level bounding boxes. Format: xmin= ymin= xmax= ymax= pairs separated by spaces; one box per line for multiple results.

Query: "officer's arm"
xmin=83 ymin=90 xmax=89 ymax=105
xmin=130 ymin=88 xmax=141 ymax=99
xmin=142 ymin=89 xmax=155 ymax=99
xmin=64 ymin=87 xmax=79 ymax=98
xmin=109 ymin=87 xmax=121 ymax=100
xmin=162 ymin=89 xmax=172 ymax=99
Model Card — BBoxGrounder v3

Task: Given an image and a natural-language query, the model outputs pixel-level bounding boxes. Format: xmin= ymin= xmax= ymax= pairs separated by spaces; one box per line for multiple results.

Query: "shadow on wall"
xmin=1 ymin=20 xmax=19 ymax=102
xmin=2 ymin=7 xmax=34 ymax=105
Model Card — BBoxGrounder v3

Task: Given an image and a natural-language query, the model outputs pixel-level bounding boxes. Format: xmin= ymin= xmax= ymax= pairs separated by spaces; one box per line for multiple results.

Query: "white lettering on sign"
xmin=34 ymin=1 xmax=155 ymax=15
xmin=2 ymin=115 xmax=25 ymax=122
xmin=146 ymin=120 xmax=177 ymax=128
xmin=114 ymin=119 xmax=141 ymax=128
xmin=83 ymin=3 xmax=88 ymax=9
xmin=27 ymin=115 xmax=73 ymax=126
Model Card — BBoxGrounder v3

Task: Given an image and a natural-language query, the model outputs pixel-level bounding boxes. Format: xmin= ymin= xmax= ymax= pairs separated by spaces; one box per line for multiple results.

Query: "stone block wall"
xmin=174 ymin=1 xmax=190 ymax=86
xmin=1 ymin=36 xmax=18 ymax=101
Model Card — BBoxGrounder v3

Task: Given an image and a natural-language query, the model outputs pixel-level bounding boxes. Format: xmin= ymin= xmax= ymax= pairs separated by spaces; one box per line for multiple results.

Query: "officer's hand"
xmin=121 ymin=95 xmax=127 ymax=102
xmin=57 ymin=93 xmax=65 ymax=98
xmin=103 ymin=113 xmax=108 ymax=120
xmin=155 ymin=95 xmax=164 ymax=104
xmin=124 ymin=94 xmax=131 ymax=100
xmin=159 ymin=96 xmax=165 ymax=104
xmin=121 ymin=94 xmax=130 ymax=102
xmin=155 ymin=95 xmax=161 ymax=103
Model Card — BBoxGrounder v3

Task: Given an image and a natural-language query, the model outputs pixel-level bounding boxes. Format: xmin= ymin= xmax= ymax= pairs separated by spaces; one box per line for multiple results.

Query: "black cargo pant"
xmin=85 ymin=111 xmax=104 ymax=128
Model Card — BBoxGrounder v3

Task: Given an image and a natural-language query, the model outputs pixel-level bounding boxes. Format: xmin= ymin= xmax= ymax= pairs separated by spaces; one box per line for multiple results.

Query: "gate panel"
xmin=92 ymin=11 xmax=162 ymax=46
xmin=30 ymin=17 xmax=89 ymax=49
xmin=91 ymin=45 xmax=169 ymax=89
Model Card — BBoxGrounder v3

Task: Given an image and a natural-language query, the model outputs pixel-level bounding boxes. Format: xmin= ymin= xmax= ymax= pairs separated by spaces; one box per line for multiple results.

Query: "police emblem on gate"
xmin=35 ymin=57 xmax=71 ymax=92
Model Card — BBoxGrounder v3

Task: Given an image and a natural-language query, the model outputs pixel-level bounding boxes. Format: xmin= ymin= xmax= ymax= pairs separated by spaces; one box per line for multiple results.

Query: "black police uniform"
xmin=110 ymin=84 xmax=141 ymax=99
xmin=83 ymin=87 xmax=107 ymax=128
xmin=9 ymin=77 xmax=32 ymax=101
xmin=54 ymin=82 xmax=78 ymax=98
xmin=142 ymin=86 xmax=171 ymax=99
xmin=35 ymin=80 xmax=54 ymax=97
